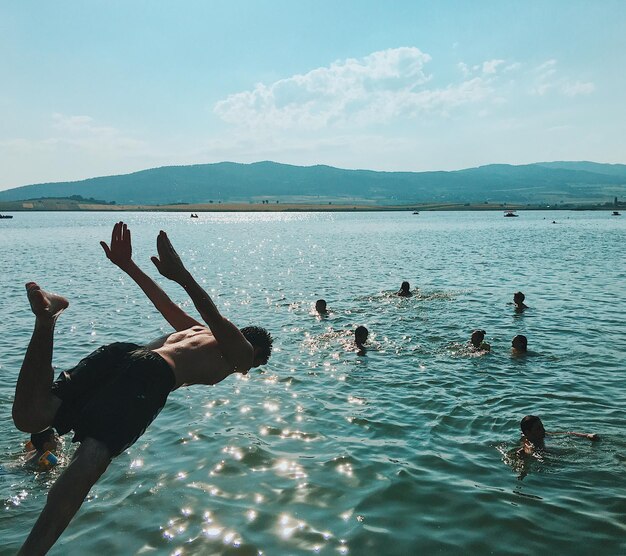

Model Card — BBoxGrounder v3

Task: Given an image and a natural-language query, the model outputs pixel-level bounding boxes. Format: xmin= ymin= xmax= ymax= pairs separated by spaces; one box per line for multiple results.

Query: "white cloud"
xmin=459 ymin=58 xmax=514 ymax=78
xmin=535 ymin=59 xmax=557 ymax=74
xmin=214 ymin=48 xmax=496 ymax=130
xmin=0 ymin=114 xmax=150 ymax=186
xmin=482 ymin=59 xmax=505 ymax=74
xmin=47 ymin=113 xmax=145 ymax=152
xmin=530 ymin=59 xmax=559 ymax=95
xmin=529 ymin=60 xmax=596 ymax=98
xmin=562 ymin=81 xmax=595 ymax=96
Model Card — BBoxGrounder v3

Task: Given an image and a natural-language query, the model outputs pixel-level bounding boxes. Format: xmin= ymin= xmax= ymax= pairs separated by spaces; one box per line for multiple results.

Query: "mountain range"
xmin=1 ymin=161 xmax=625 ymax=205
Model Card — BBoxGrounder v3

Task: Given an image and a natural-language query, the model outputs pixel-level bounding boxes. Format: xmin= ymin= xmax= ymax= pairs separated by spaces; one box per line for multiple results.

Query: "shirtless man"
xmin=397 ymin=281 xmax=412 ymax=297
xmin=513 ymin=291 xmax=528 ymax=311
xmin=518 ymin=415 xmax=598 ymax=456
xmin=12 ymin=222 xmax=272 ymax=555
xmin=315 ymin=299 xmax=328 ymax=315
xmin=470 ymin=329 xmax=490 ymax=352
xmin=24 ymin=428 xmax=61 ymax=471
xmin=354 ymin=326 xmax=369 ymax=351
xmin=511 ymin=334 xmax=528 ymax=354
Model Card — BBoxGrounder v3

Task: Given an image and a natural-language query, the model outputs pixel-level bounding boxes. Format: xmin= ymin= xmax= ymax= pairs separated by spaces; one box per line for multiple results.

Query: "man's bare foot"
xmin=25 ymin=282 xmax=69 ymax=320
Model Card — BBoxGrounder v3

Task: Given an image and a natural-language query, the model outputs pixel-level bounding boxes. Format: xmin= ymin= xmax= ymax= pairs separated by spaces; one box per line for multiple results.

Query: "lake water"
xmin=0 ymin=210 xmax=625 ymax=555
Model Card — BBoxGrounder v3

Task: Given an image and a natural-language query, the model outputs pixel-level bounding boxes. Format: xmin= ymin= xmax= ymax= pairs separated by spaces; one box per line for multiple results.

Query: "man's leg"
xmin=18 ymin=438 xmax=112 ymax=556
xmin=13 ymin=282 xmax=68 ymax=432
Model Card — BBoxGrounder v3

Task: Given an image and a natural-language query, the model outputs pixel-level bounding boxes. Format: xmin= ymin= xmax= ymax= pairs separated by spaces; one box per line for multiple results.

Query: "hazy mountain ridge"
xmin=1 ymin=161 xmax=625 ymax=205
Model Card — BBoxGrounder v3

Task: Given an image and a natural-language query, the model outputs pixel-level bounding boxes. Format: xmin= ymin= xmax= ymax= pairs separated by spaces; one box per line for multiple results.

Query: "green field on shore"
xmin=0 ymin=197 xmax=621 ymax=213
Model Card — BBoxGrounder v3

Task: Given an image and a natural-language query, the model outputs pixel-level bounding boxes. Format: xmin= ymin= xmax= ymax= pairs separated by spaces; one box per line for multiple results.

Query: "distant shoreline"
xmin=0 ymin=199 xmax=622 ymax=213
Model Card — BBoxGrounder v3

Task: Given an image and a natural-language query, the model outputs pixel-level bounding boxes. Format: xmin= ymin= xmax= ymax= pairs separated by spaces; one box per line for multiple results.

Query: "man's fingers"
xmin=156 ymin=234 xmax=167 ymax=257
xmin=163 ymin=232 xmax=174 ymax=249
xmin=161 ymin=231 xmax=180 ymax=257
xmin=156 ymin=231 xmax=165 ymax=249
xmin=151 ymin=256 xmax=162 ymax=272
xmin=157 ymin=231 xmax=176 ymax=257
xmin=100 ymin=241 xmax=111 ymax=258
xmin=121 ymin=225 xmax=131 ymax=248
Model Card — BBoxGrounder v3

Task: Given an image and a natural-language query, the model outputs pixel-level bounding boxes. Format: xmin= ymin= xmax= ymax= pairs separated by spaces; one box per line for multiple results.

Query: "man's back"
xmin=148 ymin=326 xmax=237 ymax=388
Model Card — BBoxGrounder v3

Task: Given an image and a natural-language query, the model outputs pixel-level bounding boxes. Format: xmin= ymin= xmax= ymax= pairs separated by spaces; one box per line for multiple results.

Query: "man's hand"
xmin=151 ymin=231 xmax=190 ymax=284
xmin=100 ymin=222 xmax=132 ymax=270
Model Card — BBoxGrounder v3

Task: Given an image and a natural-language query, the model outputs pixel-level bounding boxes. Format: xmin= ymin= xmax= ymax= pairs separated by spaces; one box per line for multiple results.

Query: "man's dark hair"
xmin=401 ymin=281 xmax=410 ymax=290
xmin=520 ymin=415 xmax=542 ymax=435
xmin=241 ymin=326 xmax=273 ymax=365
xmin=355 ymin=325 xmax=369 ymax=343
xmin=514 ymin=291 xmax=525 ymax=302
xmin=512 ymin=334 xmax=528 ymax=351
xmin=30 ymin=428 xmax=55 ymax=451
xmin=471 ymin=329 xmax=486 ymax=346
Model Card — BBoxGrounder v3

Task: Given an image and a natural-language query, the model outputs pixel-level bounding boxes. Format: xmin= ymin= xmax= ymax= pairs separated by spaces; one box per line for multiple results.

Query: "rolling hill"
xmin=1 ymin=161 xmax=625 ymax=206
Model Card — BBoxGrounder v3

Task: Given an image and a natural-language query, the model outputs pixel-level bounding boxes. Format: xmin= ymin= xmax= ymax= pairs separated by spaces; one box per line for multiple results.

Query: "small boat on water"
xmin=412 ymin=211 xmax=419 ymax=215
xmin=612 ymin=211 xmax=621 ymax=216
xmin=190 ymin=213 xmax=198 ymax=218
xmin=0 ymin=214 xmax=13 ymax=219
xmin=504 ymin=210 xmax=518 ymax=217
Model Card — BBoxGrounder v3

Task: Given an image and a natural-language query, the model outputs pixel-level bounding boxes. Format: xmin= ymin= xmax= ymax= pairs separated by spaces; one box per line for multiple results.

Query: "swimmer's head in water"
xmin=315 ymin=299 xmax=327 ymax=313
xmin=520 ymin=415 xmax=545 ymax=443
xmin=512 ymin=334 xmax=528 ymax=352
xmin=401 ymin=281 xmax=410 ymax=292
xmin=514 ymin=291 xmax=525 ymax=304
xmin=471 ymin=329 xmax=486 ymax=347
xmin=241 ymin=326 xmax=273 ymax=366
xmin=355 ymin=325 xmax=369 ymax=346
xmin=30 ymin=428 xmax=59 ymax=453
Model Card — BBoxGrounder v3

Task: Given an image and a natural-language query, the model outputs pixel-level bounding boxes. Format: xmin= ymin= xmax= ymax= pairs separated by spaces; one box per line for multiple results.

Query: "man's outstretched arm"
xmin=151 ymin=230 xmax=254 ymax=372
xmin=101 ymin=222 xmax=201 ymax=331
xmin=547 ymin=431 xmax=600 ymax=440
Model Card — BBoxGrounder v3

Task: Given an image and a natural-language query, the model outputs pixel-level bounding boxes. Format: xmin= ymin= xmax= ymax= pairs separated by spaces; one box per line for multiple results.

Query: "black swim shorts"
xmin=52 ymin=342 xmax=175 ymax=457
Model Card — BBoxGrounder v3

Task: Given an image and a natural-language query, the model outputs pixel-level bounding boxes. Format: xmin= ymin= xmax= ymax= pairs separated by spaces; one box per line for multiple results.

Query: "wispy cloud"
xmin=530 ymin=59 xmax=558 ymax=95
xmin=562 ymin=81 xmax=595 ymax=96
xmin=0 ymin=114 xmax=150 ymax=186
xmin=529 ymin=59 xmax=595 ymax=98
xmin=48 ymin=113 xmax=145 ymax=152
xmin=214 ymin=48 xmax=497 ymax=130
xmin=0 ymin=113 xmax=146 ymax=155
xmin=482 ymin=59 xmax=505 ymax=74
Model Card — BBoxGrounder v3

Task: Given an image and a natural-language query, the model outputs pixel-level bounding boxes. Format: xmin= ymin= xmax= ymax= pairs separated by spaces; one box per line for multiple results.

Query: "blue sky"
xmin=1 ymin=1 xmax=625 ymax=189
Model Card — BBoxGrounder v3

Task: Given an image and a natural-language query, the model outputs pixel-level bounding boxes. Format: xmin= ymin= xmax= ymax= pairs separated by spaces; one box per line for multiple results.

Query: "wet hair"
xmin=471 ymin=329 xmax=486 ymax=346
xmin=512 ymin=334 xmax=528 ymax=351
xmin=355 ymin=325 xmax=369 ymax=343
xmin=30 ymin=428 xmax=55 ymax=452
xmin=514 ymin=291 xmax=525 ymax=302
xmin=315 ymin=299 xmax=327 ymax=312
xmin=520 ymin=415 xmax=543 ymax=436
xmin=241 ymin=326 xmax=273 ymax=365
xmin=401 ymin=281 xmax=410 ymax=291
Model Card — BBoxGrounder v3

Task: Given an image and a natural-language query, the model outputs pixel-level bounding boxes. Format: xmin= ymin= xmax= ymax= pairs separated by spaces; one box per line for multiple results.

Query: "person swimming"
xmin=518 ymin=415 xmax=599 ymax=456
xmin=355 ymin=326 xmax=369 ymax=351
xmin=513 ymin=291 xmax=528 ymax=311
xmin=315 ymin=299 xmax=328 ymax=315
xmin=25 ymin=428 xmax=60 ymax=471
xmin=511 ymin=334 xmax=528 ymax=354
xmin=397 ymin=281 xmax=412 ymax=297
xmin=470 ymin=329 xmax=491 ymax=352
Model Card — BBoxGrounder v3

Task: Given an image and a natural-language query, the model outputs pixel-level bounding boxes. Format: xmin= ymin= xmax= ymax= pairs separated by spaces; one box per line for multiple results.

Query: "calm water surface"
xmin=0 ymin=211 xmax=625 ymax=555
